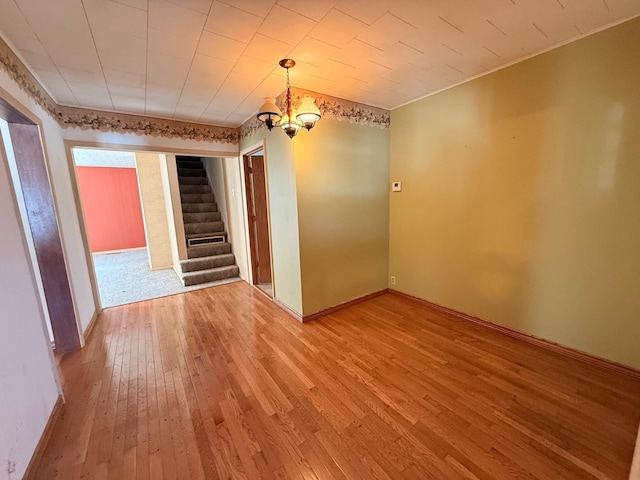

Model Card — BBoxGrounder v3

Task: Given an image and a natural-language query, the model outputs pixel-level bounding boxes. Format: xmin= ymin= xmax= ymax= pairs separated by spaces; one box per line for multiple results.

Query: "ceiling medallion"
xmin=256 ymin=59 xmax=321 ymax=139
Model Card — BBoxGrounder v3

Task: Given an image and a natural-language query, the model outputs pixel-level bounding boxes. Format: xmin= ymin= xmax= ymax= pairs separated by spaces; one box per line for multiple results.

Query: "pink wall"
xmin=76 ymin=166 xmax=146 ymax=252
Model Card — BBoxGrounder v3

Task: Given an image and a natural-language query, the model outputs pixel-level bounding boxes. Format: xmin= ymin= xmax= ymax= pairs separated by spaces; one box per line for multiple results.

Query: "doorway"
xmin=0 ymin=99 xmax=81 ymax=354
xmin=243 ymin=149 xmax=273 ymax=297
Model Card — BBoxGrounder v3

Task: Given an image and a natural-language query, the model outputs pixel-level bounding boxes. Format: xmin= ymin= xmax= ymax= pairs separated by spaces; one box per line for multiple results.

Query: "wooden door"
xmin=243 ymin=154 xmax=272 ymax=284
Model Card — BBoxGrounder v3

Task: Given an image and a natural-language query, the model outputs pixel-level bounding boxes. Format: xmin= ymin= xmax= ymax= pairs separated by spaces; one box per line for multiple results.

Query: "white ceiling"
xmin=0 ymin=0 xmax=638 ymax=127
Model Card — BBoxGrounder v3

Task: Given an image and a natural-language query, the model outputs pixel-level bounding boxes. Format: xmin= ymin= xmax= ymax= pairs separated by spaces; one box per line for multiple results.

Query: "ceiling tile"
xmin=32 ymin=68 xmax=78 ymax=104
xmin=0 ymin=0 xmax=46 ymax=54
xmin=243 ymin=34 xmax=293 ymax=64
xmin=234 ymin=72 xmax=289 ymax=112
xmin=112 ymin=95 xmax=146 ymax=112
xmin=343 ymin=60 xmax=392 ymax=83
xmin=58 ymin=66 xmax=105 ymax=85
xmin=149 ymin=0 xmax=207 ymax=41
xmin=370 ymin=42 xmax=422 ymax=70
xmin=148 ymin=27 xmax=198 ymax=60
xmin=84 ymin=0 xmax=147 ymax=37
xmin=205 ymin=2 xmax=263 ymax=43
xmin=103 ymin=69 xmax=146 ymax=88
xmin=66 ymin=82 xmax=110 ymax=98
xmin=176 ymin=89 xmax=213 ymax=108
xmin=16 ymin=0 xmax=89 ymax=34
xmin=185 ymin=53 xmax=234 ymax=90
xmin=92 ymin=28 xmax=147 ymax=74
xmin=334 ymin=0 xmax=391 ymax=25
xmin=18 ymin=50 xmax=57 ymax=72
xmin=308 ymin=10 xmax=367 ymax=48
xmin=288 ymin=37 xmax=339 ymax=66
xmin=173 ymin=105 xmax=205 ymax=121
xmin=357 ymin=12 xmax=417 ymax=50
xmin=197 ymin=31 xmax=247 ymax=62
xmin=258 ymin=5 xmax=317 ymax=46
xmin=71 ymin=94 xmax=115 ymax=110
xmin=112 ymin=0 xmax=148 ymax=11
xmin=217 ymin=0 xmax=276 ymax=18
xmin=146 ymin=84 xmax=181 ymax=109
xmin=232 ymin=56 xmax=275 ymax=78
xmin=330 ymin=39 xmax=382 ymax=67
xmin=167 ymin=0 xmax=213 ymax=14
xmin=147 ymin=52 xmax=191 ymax=87
xmin=199 ymin=111 xmax=230 ymax=124
xmin=275 ymin=0 xmax=337 ymax=21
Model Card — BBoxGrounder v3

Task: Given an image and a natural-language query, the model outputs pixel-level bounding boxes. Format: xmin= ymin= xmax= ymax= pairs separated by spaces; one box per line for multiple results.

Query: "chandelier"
xmin=256 ymin=59 xmax=321 ymax=139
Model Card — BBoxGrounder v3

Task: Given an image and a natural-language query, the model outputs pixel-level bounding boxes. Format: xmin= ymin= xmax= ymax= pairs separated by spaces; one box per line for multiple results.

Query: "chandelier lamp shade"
xmin=256 ymin=59 xmax=321 ymax=139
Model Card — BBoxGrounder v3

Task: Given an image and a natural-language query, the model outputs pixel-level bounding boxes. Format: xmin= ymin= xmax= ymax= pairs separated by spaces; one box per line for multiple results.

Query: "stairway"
xmin=176 ymin=156 xmax=239 ymax=286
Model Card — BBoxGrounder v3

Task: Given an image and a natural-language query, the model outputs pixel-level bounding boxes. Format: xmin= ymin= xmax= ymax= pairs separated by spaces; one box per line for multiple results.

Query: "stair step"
xmin=179 ymin=253 xmax=235 ymax=273
xmin=182 ymin=265 xmax=240 ymax=286
xmin=180 ymin=184 xmax=211 ymax=194
xmin=181 ymin=193 xmax=214 ymax=203
xmin=186 ymin=231 xmax=226 ymax=241
xmin=182 ymin=203 xmax=217 ymax=213
xmin=178 ymin=176 xmax=208 ymax=185
xmin=176 ymin=160 xmax=203 ymax=169
xmin=183 ymin=211 xmax=221 ymax=223
xmin=187 ymin=242 xmax=231 ymax=258
xmin=177 ymin=168 xmax=206 ymax=177
xmin=184 ymin=222 xmax=225 ymax=235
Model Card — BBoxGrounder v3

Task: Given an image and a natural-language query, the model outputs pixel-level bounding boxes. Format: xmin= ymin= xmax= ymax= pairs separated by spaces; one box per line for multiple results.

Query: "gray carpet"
xmin=93 ymin=249 xmax=241 ymax=308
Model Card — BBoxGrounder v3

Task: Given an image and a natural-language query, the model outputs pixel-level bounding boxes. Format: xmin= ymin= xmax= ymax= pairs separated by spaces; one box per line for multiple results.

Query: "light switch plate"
xmin=392 ymin=181 xmax=402 ymax=192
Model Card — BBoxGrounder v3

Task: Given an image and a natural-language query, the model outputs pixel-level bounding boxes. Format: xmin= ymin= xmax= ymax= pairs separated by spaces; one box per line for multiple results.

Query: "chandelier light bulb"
xmin=256 ymin=97 xmax=282 ymax=131
xmin=296 ymin=94 xmax=321 ymax=130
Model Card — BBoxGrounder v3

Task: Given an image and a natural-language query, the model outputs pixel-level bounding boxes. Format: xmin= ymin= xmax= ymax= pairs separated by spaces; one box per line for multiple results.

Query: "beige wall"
xmin=160 ymin=154 xmax=187 ymax=275
xmin=204 ymin=156 xmax=250 ymax=281
xmin=241 ymin=132 xmax=303 ymax=314
xmin=389 ymin=18 xmax=640 ymax=368
xmin=294 ymin=120 xmax=390 ymax=315
xmin=135 ymin=153 xmax=172 ymax=270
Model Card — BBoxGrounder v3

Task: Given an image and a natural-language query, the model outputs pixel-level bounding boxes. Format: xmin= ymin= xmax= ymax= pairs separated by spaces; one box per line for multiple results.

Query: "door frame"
xmin=0 ymin=87 xmax=83 ymax=356
xmin=64 ymin=141 xmax=237 ymax=313
xmin=240 ymin=141 xmax=275 ymax=296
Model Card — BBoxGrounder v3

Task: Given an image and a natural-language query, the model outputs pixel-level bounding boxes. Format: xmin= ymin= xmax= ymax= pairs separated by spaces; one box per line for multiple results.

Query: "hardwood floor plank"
xmin=32 ymin=282 xmax=640 ymax=479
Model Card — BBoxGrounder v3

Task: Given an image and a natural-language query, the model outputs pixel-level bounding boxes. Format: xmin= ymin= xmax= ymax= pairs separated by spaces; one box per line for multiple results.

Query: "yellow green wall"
xmin=389 ymin=17 xmax=640 ymax=368
xmin=294 ymin=119 xmax=389 ymax=315
xmin=242 ymin=117 xmax=390 ymax=317
xmin=241 ymin=130 xmax=303 ymax=314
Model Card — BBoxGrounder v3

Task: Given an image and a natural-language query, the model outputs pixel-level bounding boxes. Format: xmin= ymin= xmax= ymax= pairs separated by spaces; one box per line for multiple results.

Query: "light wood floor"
xmin=34 ymin=282 xmax=640 ymax=479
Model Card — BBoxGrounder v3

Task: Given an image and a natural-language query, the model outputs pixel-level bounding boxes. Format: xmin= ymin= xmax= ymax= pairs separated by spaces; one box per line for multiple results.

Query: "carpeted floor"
xmin=93 ymin=249 xmax=241 ymax=308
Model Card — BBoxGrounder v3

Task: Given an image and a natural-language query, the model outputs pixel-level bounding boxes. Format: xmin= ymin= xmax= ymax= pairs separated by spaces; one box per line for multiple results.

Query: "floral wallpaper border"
xmin=1 ymin=37 xmax=389 ymax=146
xmin=56 ymin=106 xmax=238 ymax=144
xmin=0 ymin=37 xmax=238 ymax=144
xmin=239 ymin=87 xmax=390 ymax=140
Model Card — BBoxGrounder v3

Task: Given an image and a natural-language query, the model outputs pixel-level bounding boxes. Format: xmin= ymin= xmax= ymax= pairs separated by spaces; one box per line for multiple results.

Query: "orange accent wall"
xmin=76 ymin=166 xmax=146 ymax=253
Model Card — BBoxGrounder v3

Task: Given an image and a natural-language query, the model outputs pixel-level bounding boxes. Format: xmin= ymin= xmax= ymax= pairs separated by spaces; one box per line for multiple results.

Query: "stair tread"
xmin=180 ymin=253 xmax=234 ymax=265
xmin=186 ymin=232 xmax=226 ymax=239
xmin=183 ymin=221 xmax=223 ymax=227
xmin=182 ymin=265 xmax=238 ymax=278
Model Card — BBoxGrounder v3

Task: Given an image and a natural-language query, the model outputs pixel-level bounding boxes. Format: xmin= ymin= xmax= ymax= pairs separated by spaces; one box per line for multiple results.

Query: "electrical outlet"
xmin=390 ymin=276 xmax=396 ymax=285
